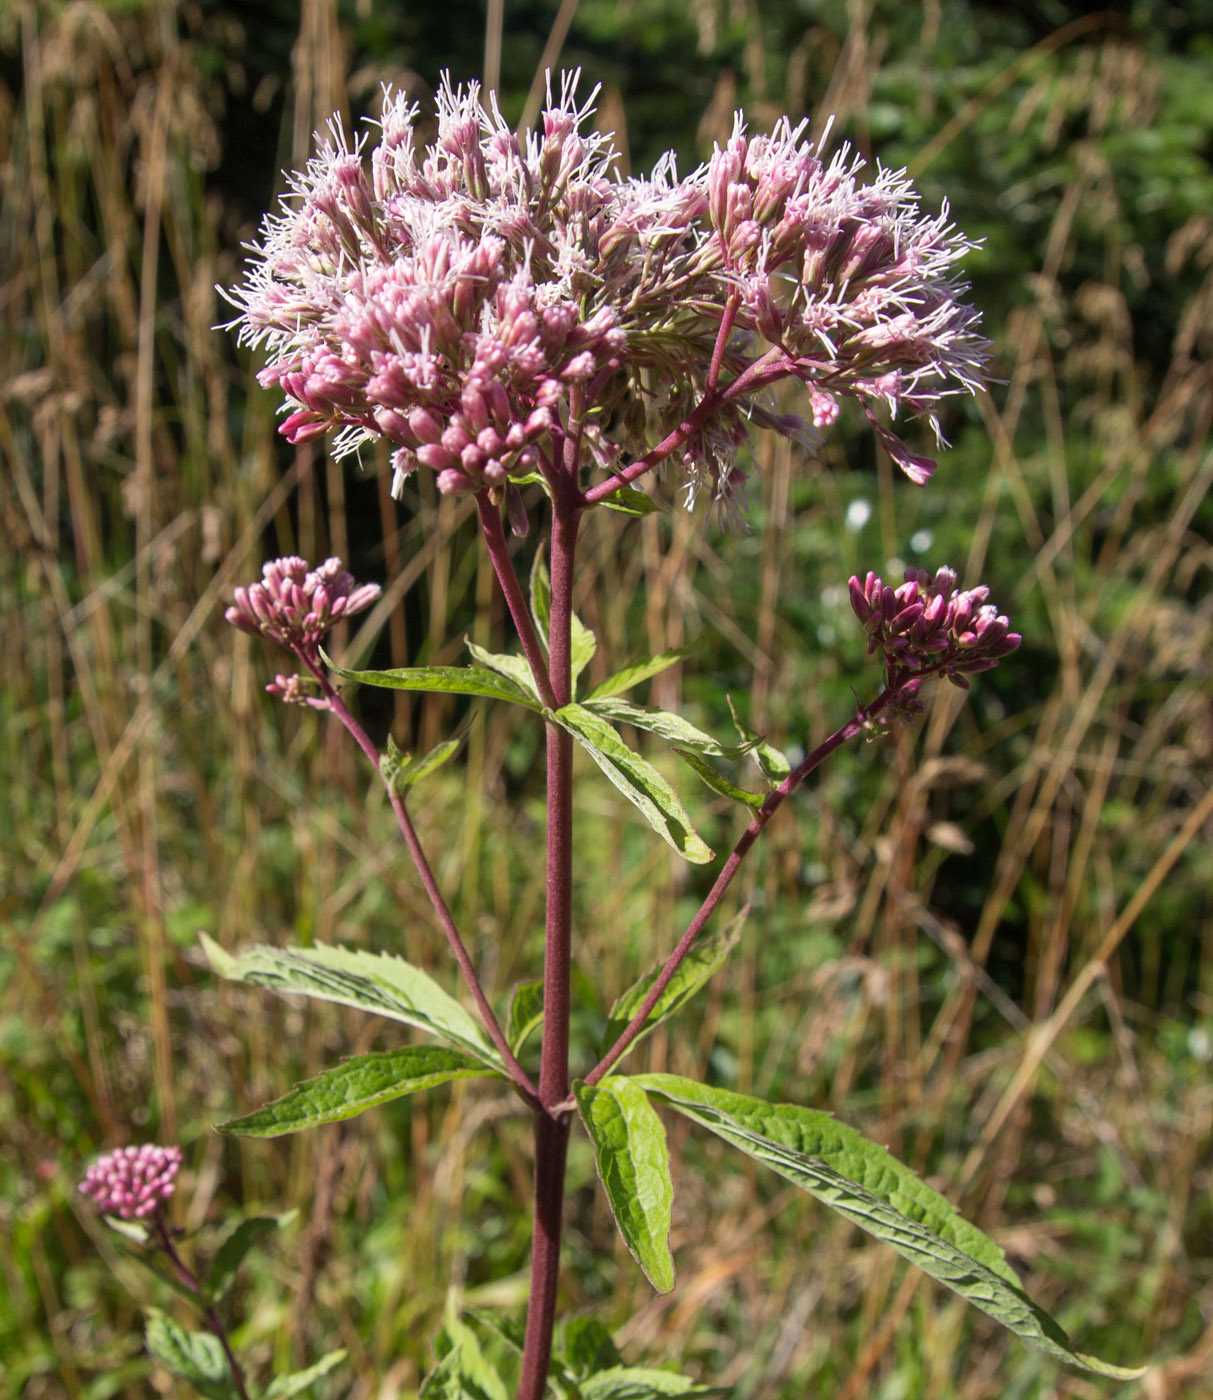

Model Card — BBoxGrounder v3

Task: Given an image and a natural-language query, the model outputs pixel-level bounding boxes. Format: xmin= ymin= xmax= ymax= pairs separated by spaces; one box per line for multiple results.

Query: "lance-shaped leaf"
xmin=635 ymin=1075 xmax=1146 ymax=1380
xmin=726 ymin=695 xmax=790 ymax=782
xmin=507 ymin=980 xmax=545 ymax=1056
xmin=145 ymin=1309 xmax=237 ymax=1400
xmin=584 ymin=648 xmax=692 ymax=702
xmin=466 ymin=639 xmax=543 ymax=702
xmin=599 ymin=486 xmax=662 ymax=516
xmin=380 ymin=733 xmax=463 ymax=795
xmin=209 ymin=1211 xmax=296 ymax=1301
xmin=531 ymin=550 xmax=597 ymax=685
xmin=585 ymin=698 xmax=756 ymax=759
xmin=530 ymin=549 xmax=552 ymax=648
xmin=602 ymin=915 xmax=745 ymax=1062
xmin=574 ymin=1078 xmax=675 ymax=1294
xmin=553 ymin=704 xmax=713 ymax=864
xmin=579 ymin=1369 xmax=723 ymax=1399
xmin=325 ymin=655 xmax=540 ymax=710
xmin=200 ymin=935 xmax=503 ymax=1071
xmin=265 ymin=1350 xmax=348 ymax=1398
xmin=218 ymin=1046 xmax=494 ymax=1137
xmin=673 ymin=749 xmax=765 ymax=811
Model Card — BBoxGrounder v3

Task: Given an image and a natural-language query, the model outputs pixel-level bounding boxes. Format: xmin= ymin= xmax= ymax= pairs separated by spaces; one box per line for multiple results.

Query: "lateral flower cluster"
xmin=226 ymin=72 xmax=988 ymax=514
xmin=849 ymin=566 xmax=1021 ymax=693
xmin=225 ymin=556 xmax=381 ymax=662
xmin=79 ymin=1144 xmax=182 ymax=1221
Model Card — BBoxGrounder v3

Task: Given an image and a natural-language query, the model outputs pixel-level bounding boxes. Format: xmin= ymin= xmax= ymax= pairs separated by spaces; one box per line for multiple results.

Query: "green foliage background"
xmin=1 ymin=1 xmax=1210 ymax=1396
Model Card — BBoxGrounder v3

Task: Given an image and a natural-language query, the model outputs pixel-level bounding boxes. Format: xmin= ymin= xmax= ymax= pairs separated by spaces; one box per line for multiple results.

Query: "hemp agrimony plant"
xmin=81 ymin=73 xmax=1144 ymax=1397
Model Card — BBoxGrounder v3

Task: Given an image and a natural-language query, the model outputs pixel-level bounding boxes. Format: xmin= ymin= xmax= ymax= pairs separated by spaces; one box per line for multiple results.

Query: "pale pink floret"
xmin=79 ymin=1144 xmax=183 ymax=1221
xmin=224 ymin=71 xmax=987 ymax=514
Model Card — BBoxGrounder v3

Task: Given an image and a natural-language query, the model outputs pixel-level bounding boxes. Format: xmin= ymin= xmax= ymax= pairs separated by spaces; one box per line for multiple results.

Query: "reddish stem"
xmin=517 ymin=473 xmax=582 ymax=1400
xmin=152 ymin=1215 xmax=251 ymax=1400
xmin=581 ymin=685 xmax=901 ymax=1090
xmin=306 ymin=662 xmax=541 ymax=1107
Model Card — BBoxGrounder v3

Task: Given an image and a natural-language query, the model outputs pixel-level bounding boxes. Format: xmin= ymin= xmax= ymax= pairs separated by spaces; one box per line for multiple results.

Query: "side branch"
xmin=581 ymin=685 xmax=901 ymax=1089
xmin=476 ymin=491 xmax=559 ymax=710
xmin=311 ymin=667 xmax=541 ymax=1106
xmin=582 ymin=347 xmax=786 ymax=505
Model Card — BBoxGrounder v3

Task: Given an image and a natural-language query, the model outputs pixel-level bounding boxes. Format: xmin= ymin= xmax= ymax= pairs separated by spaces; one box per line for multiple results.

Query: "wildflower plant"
xmin=143 ymin=73 xmax=1145 ymax=1396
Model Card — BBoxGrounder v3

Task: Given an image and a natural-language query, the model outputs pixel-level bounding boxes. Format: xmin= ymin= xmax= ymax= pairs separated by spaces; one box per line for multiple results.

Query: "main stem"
xmin=517 ymin=483 xmax=581 ymax=1400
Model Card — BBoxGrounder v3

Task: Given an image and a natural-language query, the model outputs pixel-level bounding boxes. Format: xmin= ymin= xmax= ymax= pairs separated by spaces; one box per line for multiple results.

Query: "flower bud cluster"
xmin=849 ymin=566 xmax=1021 ymax=692
xmin=225 ymin=557 xmax=381 ymax=660
xmin=226 ymin=71 xmax=987 ymax=513
xmin=79 ymin=1144 xmax=182 ymax=1220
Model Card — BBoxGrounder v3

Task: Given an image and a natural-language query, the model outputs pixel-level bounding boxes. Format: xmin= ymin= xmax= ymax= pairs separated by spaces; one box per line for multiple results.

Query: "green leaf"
xmin=635 ymin=1076 xmax=1147 ymax=1380
xmin=422 ymin=1303 xmax=511 ymax=1400
xmin=599 ymin=486 xmax=661 ymax=516
xmin=200 ymin=936 xmax=503 ymax=1070
xmin=529 ymin=550 xmax=552 ymax=649
xmin=466 ymin=638 xmax=543 ymax=703
xmin=584 ymin=648 xmax=692 ymax=701
xmin=264 ymin=1349 xmax=348 ymax=1397
xmin=574 ymin=1079 xmax=675 ymax=1294
xmin=726 ymin=695 xmax=790 ymax=782
xmin=381 ymin=734 xmax=463 ymax=795
xmin=144 ymin=1309 xmax=237 ymax=1400
xmin=209 ymin=1212 xmax=295 ymax=1301
xmin=553 ymin=704 xmax=713 ymax=864
xmin=324 ymin=656 xmax=540 ymax=710
xmin=569 ymin=611 xmax=597 ymax=686
xmin=507 ymin=980 xmax=545 ymax=1056
xmin=602 ymin=915 xmax=745 ymax=1062
xmin=673 ymin=749 xmax=765 ymax=810
xmin=585 ymin=699 xmax=755 ymax=758
xmin=559 ymin=1316 xmax=622 ymax=1377
xmin=103 ymin=1216 xmax=150 ymax=1245
xmin=579 ymin=1368 xmax=722 ymax=1399
xmin=217 ymin=1046 xmax=493 ymax=1137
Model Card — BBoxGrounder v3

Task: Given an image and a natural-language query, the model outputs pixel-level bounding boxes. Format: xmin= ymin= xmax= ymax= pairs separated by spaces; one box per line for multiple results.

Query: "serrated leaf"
xmin=575 ymin=1079 xmax=675 ymax=1294
xmin=635 ymin=1075 xmax=1147 ymax=1380
xmin=324 ymin=656 xmax=540 ymax=710
xmin=600 ymin=486 xmax=661 ymax=516
xmin=425 ymin=1304 xmax=511 ymax=1400
xmin=569 ymin=611 xmax=597 ymax=686
xmin=507 ymin=980 xmax=545 ymax=1056
xmin=584 ymin=648 xmax=692 ymax=701
xmin=382 ymin=735 xmax=463 ymax=795
xmin=103 ymin=1216 xmax=151 ymax=1245
xmin=673 ymin=749 xmax=765 ymax=809
xmin=209 ymin=1212 xmax=295 ymax=1301
xmin=200 ymin=937 xmax=503 ymax=1070
xmin=466 ymin=638 xmax=543 ymax=702
xmin=559 ymin=1316 xmax=622 ymax=1378
xmin=725 ymin=695 xmax=791 ymax=782
xmin=144 ymin=1309 xmax=237 ymax=1400
xmin=554 ymin=703 xmax=713 ymax=864
xmin=530 ymin=550 xmax=552 ymax=649
xmin=578 ymin=1368 xmax=722 ymax=1399
xmin=585 ymin=699 xmax=755 ymax=758
xmin=264 ymin=1349 xmax=347 ymax=1397
xmin=218 ymin=1046 xmax=493 ymax=1137
xmin=603 ymin=915 xmax=745 ymax=1062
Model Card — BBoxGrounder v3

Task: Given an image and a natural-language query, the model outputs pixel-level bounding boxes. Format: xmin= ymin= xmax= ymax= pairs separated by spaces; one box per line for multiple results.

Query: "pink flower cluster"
xmin=79 ymin=1144 xmax=182 ymax=1220
xmin=226 ymin=72 xmax=988 ymax=514
xmin=849 ymin=566 xmax=1021 ymax=693
xmin=225 ymin=556 xmax=381 ymax=660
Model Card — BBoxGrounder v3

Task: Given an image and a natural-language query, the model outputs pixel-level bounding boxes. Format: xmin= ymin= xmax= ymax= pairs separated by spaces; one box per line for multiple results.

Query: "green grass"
xmin=2 ymin=2 xmax=1211 ymax=1397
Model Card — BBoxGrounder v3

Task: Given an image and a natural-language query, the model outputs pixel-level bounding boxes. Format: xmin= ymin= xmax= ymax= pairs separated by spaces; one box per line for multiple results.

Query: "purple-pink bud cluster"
xmin=225 ymin=72 xmax=988 ymax=515
xmin=225 ymin=557 xmax=381 ymax=660
xmin=849 ymin=566 xmax=1021 ymax=692
xmin=79 ymin=1144 xmax=183 ymax=1220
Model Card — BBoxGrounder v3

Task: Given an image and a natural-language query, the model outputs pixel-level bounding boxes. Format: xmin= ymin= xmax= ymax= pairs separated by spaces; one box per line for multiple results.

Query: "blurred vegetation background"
xmin=1 ymin=0 xmax=1211 ymax=1396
